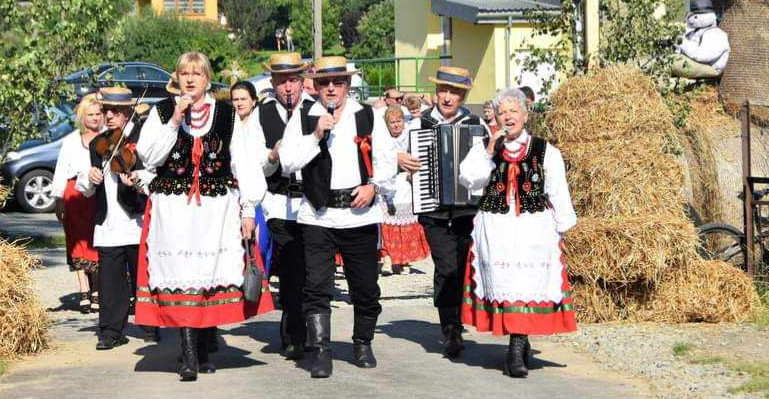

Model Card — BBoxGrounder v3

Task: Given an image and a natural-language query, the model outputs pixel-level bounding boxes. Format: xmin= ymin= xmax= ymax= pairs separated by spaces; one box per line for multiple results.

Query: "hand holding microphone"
xmin=486 ymin=128 xmax=507 ymax=156
xmin=173 ymin=94 xmax=194 ymax=125
xmin=314 ymin=100 xmax=337 ymax=140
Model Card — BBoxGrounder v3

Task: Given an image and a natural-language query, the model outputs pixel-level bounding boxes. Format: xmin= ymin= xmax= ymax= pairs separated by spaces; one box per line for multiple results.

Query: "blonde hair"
xmin=75 ymin=94 xmax=102 ymax=133
xmin=176 ymin=51 xmax=213 ymax=81
xmin=404 ymin=95 xmax=422 ymax=111
xmin=384 ymin=105 xmax=404 ymax=122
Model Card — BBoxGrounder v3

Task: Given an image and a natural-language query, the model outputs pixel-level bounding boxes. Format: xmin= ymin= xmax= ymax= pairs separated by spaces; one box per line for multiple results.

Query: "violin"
xmin=92 ymin=125 xmax=137 ymax=175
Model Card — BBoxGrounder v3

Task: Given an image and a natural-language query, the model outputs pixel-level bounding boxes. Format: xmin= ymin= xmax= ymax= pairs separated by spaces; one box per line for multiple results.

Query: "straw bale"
xmin=639 ymin=259 xmax=760 ymax=323
xmin=0 ymin=239 xmax=49 ymax=359
xmin=561 ymin=136 xmax=687 ymax=219
xmin=0 ymin=180 xmax=8 ymax=208
xmin=571 ymin=282 xmax=620 ymax=323
xmin=564 ymin=216 xmax=699 ymax=285
xmin=545 ymin=66 xmax=677 ymax=145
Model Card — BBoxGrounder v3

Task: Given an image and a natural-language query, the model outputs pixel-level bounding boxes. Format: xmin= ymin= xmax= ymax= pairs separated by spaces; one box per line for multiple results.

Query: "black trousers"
xmin=267 ymin=218 xmax=307 ymax=344
xmin=301 ymin=223 xmax=381 ymax=329
xmin=419 ymin=215 xmax=474 ymax=331
xmin=97 ymin=245 xmax=138 ymax=339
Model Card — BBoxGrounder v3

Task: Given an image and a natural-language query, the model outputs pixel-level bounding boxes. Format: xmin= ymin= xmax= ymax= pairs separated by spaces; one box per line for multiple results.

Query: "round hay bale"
xmin=644 ymin=259 xmax=760 ymax=323
xmin=719 ymin=0 xmax=769 ymax=119
xmin=564 ymin=216 xmax=699 ymax=285
xmin=561 ymin=136 xmax=687 ymax=219
xmin=0 ymin=239 xmax=49 ymax=359
xmin=545 ymin=66 xmax=678 ymax=145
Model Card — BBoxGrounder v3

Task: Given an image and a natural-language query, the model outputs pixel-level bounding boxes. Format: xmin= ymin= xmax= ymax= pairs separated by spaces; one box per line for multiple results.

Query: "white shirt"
xmin=279 ymin=99 xmax=397 ymax=228
xmin=52 ymin=129 xmax=96 ymax=198
xmin=458 ymin=130 xmax=577 ymax=233
xmin=76 ymin=122 xmax=144 ymax=247
xmin=246 ymin=97 xmax=309 ymax=221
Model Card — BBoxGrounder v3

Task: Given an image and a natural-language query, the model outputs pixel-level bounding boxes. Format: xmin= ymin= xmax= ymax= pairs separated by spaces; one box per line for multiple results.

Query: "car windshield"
xmin=39 ymin=102 xmax=76 ymax=142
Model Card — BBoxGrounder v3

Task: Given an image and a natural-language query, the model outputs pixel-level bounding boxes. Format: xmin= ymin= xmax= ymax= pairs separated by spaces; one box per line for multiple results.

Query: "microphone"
xmin=324 ymin=101 xmax=336 ymax=140
xmin=493 ymin=127 xmax=506 ymax=154
xmin=182 ymin=95 xmax=193 ymax=125
xmin=286 ymin=92 xmax=294 ymax=121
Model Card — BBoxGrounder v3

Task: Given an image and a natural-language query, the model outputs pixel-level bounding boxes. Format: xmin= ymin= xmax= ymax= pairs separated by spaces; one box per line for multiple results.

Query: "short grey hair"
xmin=491 ymin=88 xmax=528 ymax=114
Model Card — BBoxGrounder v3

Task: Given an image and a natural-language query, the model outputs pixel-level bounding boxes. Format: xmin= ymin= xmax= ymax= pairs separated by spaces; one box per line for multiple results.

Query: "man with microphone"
xmin=279 ymin=56 xmax=396 ymax=378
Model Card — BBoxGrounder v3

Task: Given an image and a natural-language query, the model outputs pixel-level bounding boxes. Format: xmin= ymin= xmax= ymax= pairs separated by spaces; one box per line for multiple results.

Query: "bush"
xmin=289 ymin=0 xmax=341 ymax=57
xmin=119 ymin=10 xmax=244 ymax=82
xmin=350 ymin=0 xmax=394 ymax=60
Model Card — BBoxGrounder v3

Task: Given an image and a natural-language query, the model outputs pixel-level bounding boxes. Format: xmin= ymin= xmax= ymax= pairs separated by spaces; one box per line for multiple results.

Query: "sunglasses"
xmin=388 ymin=96 xmax=404 ymax=102
xmin=316 ymin=78 xmax=348 ymax=88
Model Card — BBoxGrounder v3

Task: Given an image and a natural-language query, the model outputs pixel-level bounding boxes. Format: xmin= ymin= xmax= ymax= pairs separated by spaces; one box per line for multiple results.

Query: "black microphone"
xmin=324 ymin=101 xmax=336 ymax=140
xmin=286 ymin=92 xmax=294 ymax=121
xmin=493 ymin=128 xmax=506 ymax=154
xmin=185 ymin=107 xmax=192 ymax=126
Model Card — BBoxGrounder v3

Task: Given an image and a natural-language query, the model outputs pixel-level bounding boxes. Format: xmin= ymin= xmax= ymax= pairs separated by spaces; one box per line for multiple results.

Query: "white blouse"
xmin=278 ymin=100 xmax=397 ymax=229
xmin=136 ymin=94 xmax=266 ymax=217
xmin=52 ymin=129 xmax=97 ymax=198
xmin=459 ymin=130 xmax=577 ymax=233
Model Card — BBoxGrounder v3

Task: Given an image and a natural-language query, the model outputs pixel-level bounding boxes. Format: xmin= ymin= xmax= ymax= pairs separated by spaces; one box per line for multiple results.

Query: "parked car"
xmin=247 ymin=61 xmax=370 ymax=102
xmin=1 ymin=102 xmax=77 ymax=213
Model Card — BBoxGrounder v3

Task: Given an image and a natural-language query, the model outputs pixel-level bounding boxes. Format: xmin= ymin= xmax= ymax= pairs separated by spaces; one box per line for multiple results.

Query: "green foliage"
xmin=728 ymin=362 xmax=769 ymax=396
xmin=333 ymin=0 xmax=382 ymax=50
xmin=119 ymin=10 xmax=243 ymax=82
xmin=289 ymin=0 xmax=341 ymax=57
xmin=219 ymin=0 xmax=278 ymax=50
xmin=0 ymin=0 xmax=131 ymax=159
xmin=350 ymin=0 xmax=394 ymax=60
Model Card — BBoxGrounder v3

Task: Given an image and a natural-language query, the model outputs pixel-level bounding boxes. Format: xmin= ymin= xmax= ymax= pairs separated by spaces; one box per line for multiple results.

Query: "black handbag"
xmin=242 ymin=239 xmax=264 ymax=304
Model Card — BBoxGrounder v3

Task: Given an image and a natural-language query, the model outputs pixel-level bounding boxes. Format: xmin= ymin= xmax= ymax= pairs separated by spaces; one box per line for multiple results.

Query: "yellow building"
xmin=136 ymin=0 xmax=219 ymax=22
xmin=395 ymin=0 xmax=598 ymax=105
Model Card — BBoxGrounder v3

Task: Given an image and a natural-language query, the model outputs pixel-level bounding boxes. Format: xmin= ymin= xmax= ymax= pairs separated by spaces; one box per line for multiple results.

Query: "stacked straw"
xmin=549 ymin=66 xmax=759 ymax=323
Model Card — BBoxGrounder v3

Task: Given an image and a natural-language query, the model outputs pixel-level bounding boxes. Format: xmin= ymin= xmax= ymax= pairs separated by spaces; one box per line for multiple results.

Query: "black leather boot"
xmin=206 ymin=327 xmax=219 ymax=353
xmin=306 ymin=314 xmax=332 ymax=378
xmin=352 ymin=315 xmax=377 ymax=368
xmin=442 ymin=325 xmax=465 ymax=359
xmin=179 ymin=327 xmax=198 ymax=381
xmin=504 ymin=334 xmax=528 ymax=378
xmin=197 ymin=328 xmax=216 ymax=374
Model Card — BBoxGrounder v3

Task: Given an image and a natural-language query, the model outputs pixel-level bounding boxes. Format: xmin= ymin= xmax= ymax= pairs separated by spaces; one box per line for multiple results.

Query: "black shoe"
xmin=179 ymin=327 xmax=198 ymax=381
xmin=282 ymin=342 xmax=305 ymax=360
xmin=352 ymin=341 xmax=377 ymax=368
xmin=206 ymin=327 xmax=219 ymax=353
xmin=442 ymin=328 xmax=465 ymax=359
xmin=96 ymin=336 xmax=129 ymax=350
xmin=307 ymin=314 xmax=332 ymax=378
xmin=504 ymin=335 xmax=529 ymax=378
xmin=143 ymin=327 xmax=160 ymax=343
xmin=89 ymin=294 xmax=99 ymax=314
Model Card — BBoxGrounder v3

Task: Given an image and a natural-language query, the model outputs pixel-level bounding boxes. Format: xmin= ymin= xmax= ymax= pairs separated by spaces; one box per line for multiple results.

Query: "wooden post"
xmin=312 ymin=0 xmax=323 ymax=60
xmin=584 ymin=0 xmax=600 ymax=71
xmin=742 ymin=101 xmax=754 ymax=276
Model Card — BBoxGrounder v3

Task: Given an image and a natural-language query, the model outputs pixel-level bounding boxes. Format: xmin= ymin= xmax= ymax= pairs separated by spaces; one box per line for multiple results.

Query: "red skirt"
xmin=380 ymin=222 xmax=430 ymax=264
xmin=135 ymin=198 xmax=274 ymax=328
xmin=62 ymin=179 xmax=99 ymax=272
xmin=461 ymin=241 xmax=577 ymax=336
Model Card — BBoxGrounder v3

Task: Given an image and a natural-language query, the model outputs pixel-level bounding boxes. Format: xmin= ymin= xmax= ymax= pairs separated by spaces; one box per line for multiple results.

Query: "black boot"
xmin=306 ymin=314 xmax=332 ymax=378
xmin=206 ymin=327 xmax=219 ymax=353
xmin=352 ymin=315 xmax=377 ymax=368
xmin=505 ymin=334 xmax=528 ymax=378
xmin=279 ymin=312 xmax=293 ymax=357
xmin=197 ymin=328 xmax=216 ymax=374
xmin=179 ymin=327 xmax=198 ymax=381
xmin=442 ymin=326 xmax=465 ymax=359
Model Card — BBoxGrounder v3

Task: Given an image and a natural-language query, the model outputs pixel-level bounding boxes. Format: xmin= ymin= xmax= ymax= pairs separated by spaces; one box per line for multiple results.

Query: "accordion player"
xmin=409 ymin=123 xmax=487 ymax=214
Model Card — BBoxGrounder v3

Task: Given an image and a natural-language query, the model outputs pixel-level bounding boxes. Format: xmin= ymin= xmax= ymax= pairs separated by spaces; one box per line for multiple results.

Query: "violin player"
xmin=78 ymin=87 xmax=158 ymax=349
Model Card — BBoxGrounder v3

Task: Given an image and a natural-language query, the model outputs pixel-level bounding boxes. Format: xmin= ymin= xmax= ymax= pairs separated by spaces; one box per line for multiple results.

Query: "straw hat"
xmin=135 ymin=103 xmax=151 ymax=116
xmin=429 ymin=66 xmax=473 ymax=90
xmin=165 ymin=72 xmax=181 ymax=96
xmin=97 ymin=87 xmax=136 ymax=106
xmin=263 ymin=52 xmax=309 ymax=74
xmin=306 ymin=56 xmax=357 ymax=79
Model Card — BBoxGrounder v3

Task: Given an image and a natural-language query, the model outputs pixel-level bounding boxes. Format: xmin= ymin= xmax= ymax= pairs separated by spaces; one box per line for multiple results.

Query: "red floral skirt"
xmin=380 ymin=222 xmax=430 ymax=264
xmin=135 ymin=198 xmax=274 ymax=328
xmin=62 ymin=179 xmax=99 ymax=272
xmin=461 ymin=241 xmax=577 ymax=336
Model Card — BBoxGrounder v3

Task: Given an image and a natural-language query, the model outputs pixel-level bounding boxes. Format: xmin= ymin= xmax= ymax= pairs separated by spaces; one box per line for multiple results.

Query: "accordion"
xmin=409 ymin=123 xmax=487 ymax=214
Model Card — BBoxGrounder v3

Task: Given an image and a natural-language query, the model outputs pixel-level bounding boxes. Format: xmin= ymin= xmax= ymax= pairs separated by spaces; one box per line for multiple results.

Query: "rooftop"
xmin=431 ymin=0 xmax=561 ymax=23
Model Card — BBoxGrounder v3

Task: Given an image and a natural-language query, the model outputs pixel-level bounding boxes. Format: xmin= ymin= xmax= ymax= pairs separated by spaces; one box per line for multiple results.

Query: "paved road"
xmin=0 ymin=212 xmax=653 ymax=398
xmin=0 ymin=211 xmax=61 ymax=238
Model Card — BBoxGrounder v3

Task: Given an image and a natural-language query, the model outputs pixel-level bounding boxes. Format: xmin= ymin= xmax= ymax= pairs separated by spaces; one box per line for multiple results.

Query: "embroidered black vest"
xmin=259 ymin=99 xmax=314 ymax=194
xmin=299 ymin=102 xmax=375 ymax=209
xmin=149 ymin=98 xmax=238 ymax=197
xmin=478 ymin=136 xmax=550 ymax=214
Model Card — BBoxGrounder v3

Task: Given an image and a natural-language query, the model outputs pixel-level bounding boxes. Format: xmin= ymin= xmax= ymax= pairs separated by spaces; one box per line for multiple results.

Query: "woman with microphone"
xmin=134 ymin=52 xmax=270 ymax=382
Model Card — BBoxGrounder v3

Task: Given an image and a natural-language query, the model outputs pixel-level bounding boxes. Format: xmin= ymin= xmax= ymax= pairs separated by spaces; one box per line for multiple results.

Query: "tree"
xmin=289 ymin=0 xmax=341 ymax=57
xmin=333 ymin=0 xmax=381 ymax=51
xmin=219 ymin=0 xmax=278 ymax=50
xmin=0 ymin=0 xmax=132 ymax=159
xmin=350 ymin=0 xmax=394 ymax=60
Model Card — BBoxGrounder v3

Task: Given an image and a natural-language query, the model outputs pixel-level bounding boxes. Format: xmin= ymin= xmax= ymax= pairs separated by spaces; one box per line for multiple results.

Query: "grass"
xmin=728 ymin=361 xmax=769 ymax=396
xmin=0 ymin=361 xmax=5 ymax=377
xmin=672 ymin=342 xmax=694 ymax=357
xmin=689 ymin=355 xmax=727 ymax=365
